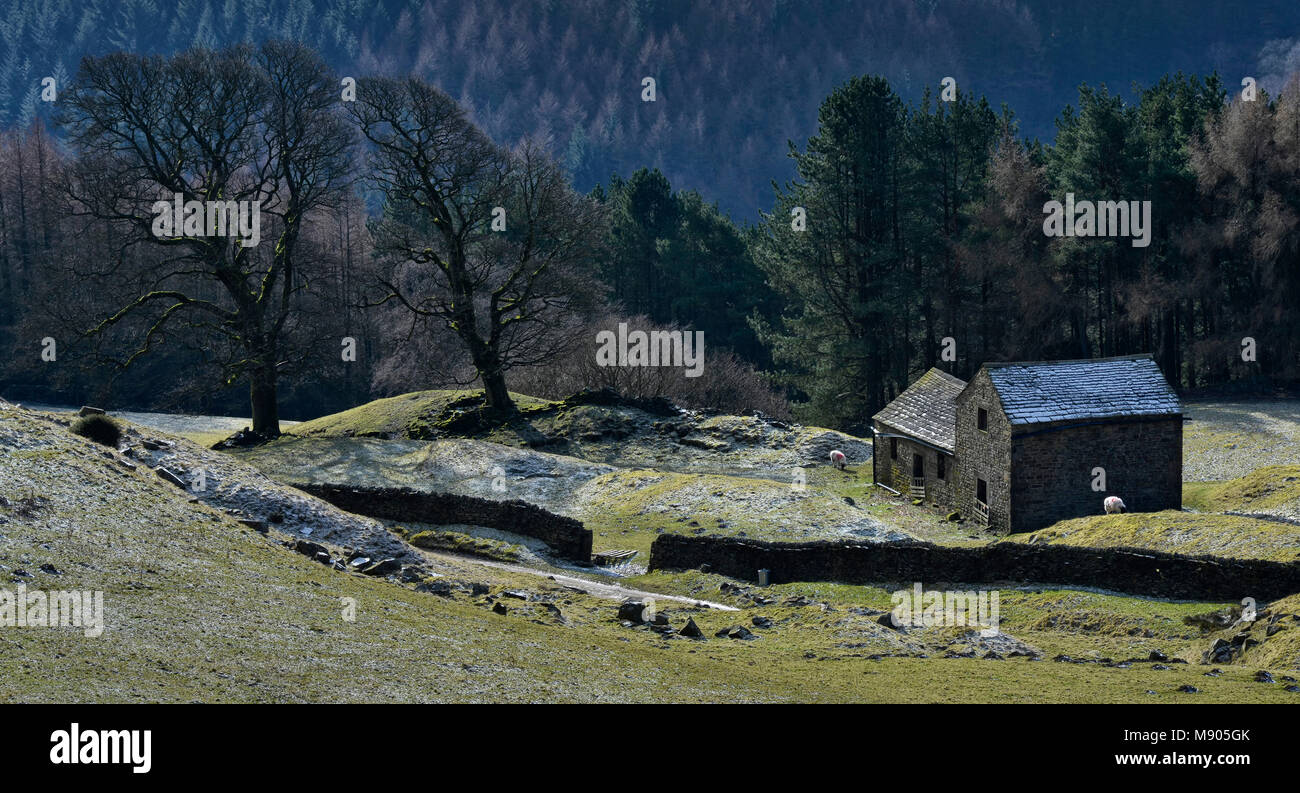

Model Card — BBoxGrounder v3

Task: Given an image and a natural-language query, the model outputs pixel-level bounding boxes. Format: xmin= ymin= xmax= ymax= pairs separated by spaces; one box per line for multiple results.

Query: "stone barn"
xmin=873 ymin=354 xmax=1183 ymax=533
xmin=871 ymin=368 xmax=965 ymax=507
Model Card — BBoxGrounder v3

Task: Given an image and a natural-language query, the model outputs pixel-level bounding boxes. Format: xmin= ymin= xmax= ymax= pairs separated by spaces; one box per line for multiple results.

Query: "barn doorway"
xmin=910 ymin=454 xmax=926 ymax=499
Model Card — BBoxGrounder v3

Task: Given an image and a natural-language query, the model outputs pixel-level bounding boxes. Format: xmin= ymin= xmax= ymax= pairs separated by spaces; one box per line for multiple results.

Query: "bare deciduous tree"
xmin=351 ymin=77 xmax=607 ymax=415
xmin=58 ymin=41 xmax=354 ymax=436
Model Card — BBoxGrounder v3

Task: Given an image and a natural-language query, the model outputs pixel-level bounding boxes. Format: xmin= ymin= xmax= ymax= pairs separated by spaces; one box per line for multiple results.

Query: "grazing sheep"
xmin=1103 ymin=495 xmax=1127 ymax=514
xmin=829 ymin=449 xmax=847 ymax=470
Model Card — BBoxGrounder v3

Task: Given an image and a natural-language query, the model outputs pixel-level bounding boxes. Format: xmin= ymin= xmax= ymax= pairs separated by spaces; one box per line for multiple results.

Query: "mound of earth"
xmin=283 ymin=388 xmax=872 ymax=477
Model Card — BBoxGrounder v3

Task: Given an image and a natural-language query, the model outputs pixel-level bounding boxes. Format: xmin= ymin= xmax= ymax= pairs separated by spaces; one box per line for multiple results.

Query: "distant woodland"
xmin=1 ymin=2 xmax=1299 ymax=434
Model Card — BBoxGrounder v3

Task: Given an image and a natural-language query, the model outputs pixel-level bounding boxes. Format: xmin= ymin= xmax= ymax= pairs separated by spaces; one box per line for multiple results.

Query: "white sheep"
xmin=829 ymin=449 xmax=847 ymax=470
xmin=1103 ymin=495 xmax=1127 ymax=514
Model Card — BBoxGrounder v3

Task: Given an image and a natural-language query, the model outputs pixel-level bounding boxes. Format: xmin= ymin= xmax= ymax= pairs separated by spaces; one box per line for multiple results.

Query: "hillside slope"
xmin=4 ymin=400 xmax=1298 ymax=701
xmin=0 ymin=403 xmax=872 ymax=702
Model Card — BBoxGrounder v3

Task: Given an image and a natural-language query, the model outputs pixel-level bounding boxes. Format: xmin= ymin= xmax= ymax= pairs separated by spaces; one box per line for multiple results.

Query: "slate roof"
xmin=981 ymin=354 xmax=1181 ymax=426
xmin=871 ymin=368 xmax=966 ymax=452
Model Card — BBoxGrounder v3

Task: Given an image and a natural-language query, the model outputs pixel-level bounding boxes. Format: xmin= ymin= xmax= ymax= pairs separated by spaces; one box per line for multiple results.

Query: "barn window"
xmin=977 ymin=408 xmax=988 ymax=431
xmin=890 ymin=438 xmax=897 ymax=459
xmin=937 ymin=455 xmax=946 ymax=480
xmin=976 ymin=478 xmax=987 ymax=505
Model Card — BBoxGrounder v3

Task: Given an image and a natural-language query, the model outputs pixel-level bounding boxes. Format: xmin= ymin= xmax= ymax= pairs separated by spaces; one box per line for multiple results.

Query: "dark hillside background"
xmin=2 ymin=0 xmax=1297 ymax=219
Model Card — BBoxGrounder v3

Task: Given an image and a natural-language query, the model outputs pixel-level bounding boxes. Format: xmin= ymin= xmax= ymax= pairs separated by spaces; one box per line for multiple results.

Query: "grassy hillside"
xmin=1183 ymin=464 xmax=1300 ymax=518
xmin=7 ymin=397 xmax=1300 ymax=702
xmin=1004 ymin=511 xmax=1300 ymax=563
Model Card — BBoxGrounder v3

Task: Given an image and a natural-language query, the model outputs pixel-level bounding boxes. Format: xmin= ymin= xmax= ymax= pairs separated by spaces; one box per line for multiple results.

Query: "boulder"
xmin=293 ymin=539 xmax=328 ymax=559
xmin=417 ymin=580 xmax=454 ymax=597
xmin=362 ymin=558 xmax=402 ymax=577
xmin=679 ymin=617 xmax=704 ymax=638
xmin=154 ymin=467 xmax=187 ymax=489
xmin=618 ymin=600 xmax=648 ymax=623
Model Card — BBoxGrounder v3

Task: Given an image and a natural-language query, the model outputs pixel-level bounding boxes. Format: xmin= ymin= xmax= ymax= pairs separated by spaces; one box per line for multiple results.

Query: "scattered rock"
xmin=492 ymin=602 xmax=508 ymax=615
xmin=752 ymin=615 xmax=773 ymax=629
xmin=154 ymin=467 xmax=187 ymax=489
xmin=362 ymin=558 xmax=401 ymax=577
xmin=1254 ymin=670 xmax=1275 ymax=684
xmin=39 ymin=563 xmax=61 ymax=575
xmin=77 ymin=406 xmax=106 ymax=417
xmin=618 ymin=600 xmax=648 ymax=623
xmin=1184 ymin=605 xmax=1243 ymax=633
xmin=1176 ymin=685 xmax=1199 ymax=694
xmin=417 ymin=580 xmax=454 ymax=597
xmin=211 ymin=428 xmax=273 ymax=450
xmin=679 ymin=617 xmax=704 ymax=638
xmin=716 ymin=625 xmax=757 ymax=640
xmin=239 ymin=518 xmax=268 ymax=533
xmin=293 ymin=539 xmax=328 ymax=559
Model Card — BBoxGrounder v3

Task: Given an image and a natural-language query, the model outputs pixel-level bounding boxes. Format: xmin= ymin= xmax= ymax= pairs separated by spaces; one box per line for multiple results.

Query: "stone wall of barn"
xmin=954 ymin=370 xmax=1012 ymax=532
xmin=872 ymin=422 xmax=957 ymax=509
xmin=1009 ymin=416 xmax=1182 ymax=532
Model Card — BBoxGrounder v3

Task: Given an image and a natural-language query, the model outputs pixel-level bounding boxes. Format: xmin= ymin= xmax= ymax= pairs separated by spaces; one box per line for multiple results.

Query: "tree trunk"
xmin=480 ymin=364 xmax=514 ymax=415
xmin=249 ymin=366 xmax=281 ymax=438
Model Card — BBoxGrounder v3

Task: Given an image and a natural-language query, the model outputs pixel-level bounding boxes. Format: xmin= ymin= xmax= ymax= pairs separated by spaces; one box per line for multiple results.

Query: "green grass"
xmin=287 ymin=390 xmax=555 ymax=440
xmin=1185 ymin=465 xmax=1300 ymax=514
xmin=406 ymin=529 xmax=528 ymax=563
xmin=1004 ymin=510 xmax=1300 ymax=563
xmin=171 ymin=429 xmax=233 ymax=448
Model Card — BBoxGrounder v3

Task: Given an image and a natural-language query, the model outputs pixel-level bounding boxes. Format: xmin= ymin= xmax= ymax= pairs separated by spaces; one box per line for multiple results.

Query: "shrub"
xmin=71 ymin=414 xmax=122 ymax=447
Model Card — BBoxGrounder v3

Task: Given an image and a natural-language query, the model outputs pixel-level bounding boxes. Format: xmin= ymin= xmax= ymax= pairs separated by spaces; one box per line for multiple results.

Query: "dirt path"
xmin=418 ymin=549 xmax=739 ymax=611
